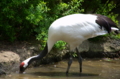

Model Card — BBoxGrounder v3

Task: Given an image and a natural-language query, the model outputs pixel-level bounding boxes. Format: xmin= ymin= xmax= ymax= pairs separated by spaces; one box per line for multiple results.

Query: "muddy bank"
xmin=0 ymin=38 xmax=120 ymax=75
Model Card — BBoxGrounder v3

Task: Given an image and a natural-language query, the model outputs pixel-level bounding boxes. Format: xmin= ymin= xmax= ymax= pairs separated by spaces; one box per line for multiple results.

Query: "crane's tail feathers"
xmin=111 ymin=27 xmax=119 ymax=31
xmin=111 ymin=27 xmax=119 ymax=34
xmin=94 ymin=27 xmax=119 ymax=36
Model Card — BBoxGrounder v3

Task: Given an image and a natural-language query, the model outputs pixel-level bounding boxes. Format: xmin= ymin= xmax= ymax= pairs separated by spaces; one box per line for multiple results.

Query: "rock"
xmin=0 ymin=51 xmax=20 ymax=63
xmin=0 ymin=51 xmax=20 ymax=75
xmin=78 ymin=39 xmax=120 ymax=58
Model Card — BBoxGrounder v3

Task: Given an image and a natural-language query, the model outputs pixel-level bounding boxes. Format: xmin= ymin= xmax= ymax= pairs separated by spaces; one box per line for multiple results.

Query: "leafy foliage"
xmin=0 ymin=0 xmax=119 ymax=50
xmin=0 ymin=0 xmax=49 ymax=41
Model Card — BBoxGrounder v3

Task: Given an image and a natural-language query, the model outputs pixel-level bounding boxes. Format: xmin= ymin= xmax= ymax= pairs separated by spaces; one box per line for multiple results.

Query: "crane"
xmin=19 ymin=14 xmax=119 ymax=75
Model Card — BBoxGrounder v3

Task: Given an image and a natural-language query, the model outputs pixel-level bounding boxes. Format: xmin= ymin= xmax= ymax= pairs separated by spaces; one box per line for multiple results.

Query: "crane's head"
xmin=19 ymin=55 xmax=39 ymax=73
xmin=19 ymin=61 xmax=28 ymax=73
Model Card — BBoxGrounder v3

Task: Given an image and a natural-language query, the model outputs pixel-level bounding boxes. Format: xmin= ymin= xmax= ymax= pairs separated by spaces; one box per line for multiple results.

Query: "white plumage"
xmin=19 ymin=14 xmax=119 ymax=74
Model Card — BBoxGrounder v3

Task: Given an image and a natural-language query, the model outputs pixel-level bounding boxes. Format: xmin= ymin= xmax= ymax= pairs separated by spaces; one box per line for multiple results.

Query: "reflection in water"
xmin=2 ymin=59 xmax=120 ymax=79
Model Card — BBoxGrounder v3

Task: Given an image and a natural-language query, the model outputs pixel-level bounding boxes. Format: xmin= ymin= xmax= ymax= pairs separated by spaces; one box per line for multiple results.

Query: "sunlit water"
xmin=1 ymin=58 xmax=120 ymax=79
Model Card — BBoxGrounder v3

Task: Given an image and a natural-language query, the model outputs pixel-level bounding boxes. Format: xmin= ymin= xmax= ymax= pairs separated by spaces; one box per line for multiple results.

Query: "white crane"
xmin=19 ymin=14 xmax=119 ymax=75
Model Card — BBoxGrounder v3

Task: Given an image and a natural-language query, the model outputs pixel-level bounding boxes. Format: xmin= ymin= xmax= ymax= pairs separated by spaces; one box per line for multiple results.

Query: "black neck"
xmin=28 ymin=43 xmax=48 ymax=65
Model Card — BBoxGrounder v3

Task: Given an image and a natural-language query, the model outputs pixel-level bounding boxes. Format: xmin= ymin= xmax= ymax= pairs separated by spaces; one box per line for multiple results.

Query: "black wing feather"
xmin=95 ymin=14 xmax=117 ymax=33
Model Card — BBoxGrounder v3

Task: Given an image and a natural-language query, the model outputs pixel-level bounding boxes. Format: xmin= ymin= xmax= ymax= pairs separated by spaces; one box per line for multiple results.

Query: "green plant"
xmin=110 ymin=34 xmax=120 ymax=40
xmin=96 ymin=0 xmax=119 ymax=24
xmin=54 ymin=41 xmax=67 ymax=50
xmin=0 ymin=0 xmax=36 ymax=41
xmin=56 ymin=0 xmax=84 ymax=16
xmin=73 ymin=52 xmax=77 ymax=57
xmin=35 ymin=28 xmax=48 ymax=50
xmin=26 ymin=1 xmax=50 ymax=25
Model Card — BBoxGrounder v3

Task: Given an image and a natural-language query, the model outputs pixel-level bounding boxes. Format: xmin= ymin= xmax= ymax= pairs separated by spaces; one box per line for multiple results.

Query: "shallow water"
xmin=1 ymin=58 xmax=120 ymax=79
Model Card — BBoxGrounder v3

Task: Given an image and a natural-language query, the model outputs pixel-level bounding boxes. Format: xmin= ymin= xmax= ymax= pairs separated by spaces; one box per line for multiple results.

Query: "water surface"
xmin=2 ymin=58 xmax=120 ymax=79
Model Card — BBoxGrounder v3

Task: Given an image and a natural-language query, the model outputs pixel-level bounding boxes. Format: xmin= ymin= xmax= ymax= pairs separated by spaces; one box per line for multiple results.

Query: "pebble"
xmin=54 ymin=65 xmax=56 ymax=68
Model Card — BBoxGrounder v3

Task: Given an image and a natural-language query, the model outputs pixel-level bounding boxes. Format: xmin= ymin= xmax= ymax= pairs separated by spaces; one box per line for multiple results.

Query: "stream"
xmin=1 ymin=58 xmax=120 ymax=79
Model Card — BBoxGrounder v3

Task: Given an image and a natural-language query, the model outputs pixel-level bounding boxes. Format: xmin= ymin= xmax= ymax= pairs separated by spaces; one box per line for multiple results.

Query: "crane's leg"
xmin=76 ymin=48 xmax=82 ymax=73
xmin=66 ymin=53 xmax=73 ymax=76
